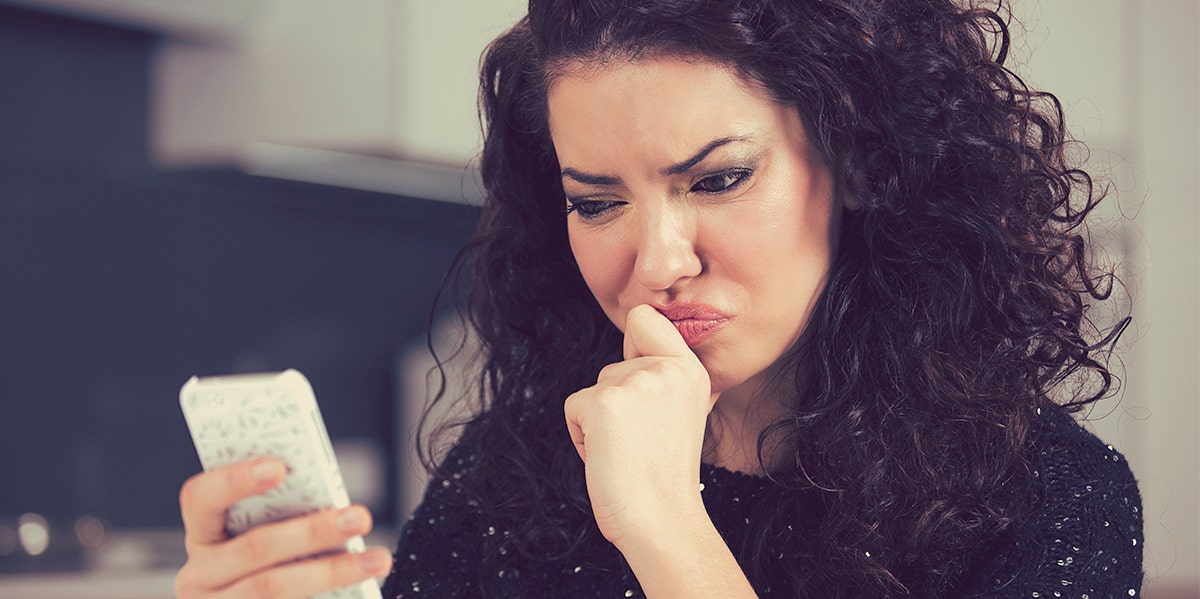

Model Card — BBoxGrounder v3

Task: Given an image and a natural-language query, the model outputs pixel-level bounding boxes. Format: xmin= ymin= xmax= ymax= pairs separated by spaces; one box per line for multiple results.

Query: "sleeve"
xmin=380 ymin=438 xmax=485 ymax=599
xmin=961 ymin=419 xmax=1145 ymax=598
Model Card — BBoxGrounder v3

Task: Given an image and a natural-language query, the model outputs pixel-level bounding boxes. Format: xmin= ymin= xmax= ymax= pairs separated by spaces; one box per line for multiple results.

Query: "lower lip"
xmin=671 ymin=318 xmax=729 ymax=347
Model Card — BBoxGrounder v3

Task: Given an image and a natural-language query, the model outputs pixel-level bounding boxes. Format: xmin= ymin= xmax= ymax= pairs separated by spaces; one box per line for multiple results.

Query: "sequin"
xmin=625 ymin=590 xmax=634 ymax=597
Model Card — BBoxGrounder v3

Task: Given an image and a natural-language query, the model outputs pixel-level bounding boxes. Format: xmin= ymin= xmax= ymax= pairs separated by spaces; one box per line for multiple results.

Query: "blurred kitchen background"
xmin=0 ymin=1 xmax=1195 ymax=597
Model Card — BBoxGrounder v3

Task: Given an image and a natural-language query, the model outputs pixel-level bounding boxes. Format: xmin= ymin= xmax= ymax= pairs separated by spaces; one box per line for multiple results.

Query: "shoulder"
xmin=382 ymin=432 xmax=485 ymax=597
xmin=962 ymin=409 xmax=1144 ymax=597
xmin=1027 ymin=409 xmax=1141 ymax=513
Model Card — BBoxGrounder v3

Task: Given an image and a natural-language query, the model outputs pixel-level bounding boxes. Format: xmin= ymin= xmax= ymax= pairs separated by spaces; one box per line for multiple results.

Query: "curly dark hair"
xmin=419 ymin=0 xmax=1128 ymax=596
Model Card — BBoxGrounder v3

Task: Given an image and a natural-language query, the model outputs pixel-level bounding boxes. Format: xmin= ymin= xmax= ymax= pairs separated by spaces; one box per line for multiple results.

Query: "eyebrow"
xmin=560 ymin=136 xmax=750 ymax=186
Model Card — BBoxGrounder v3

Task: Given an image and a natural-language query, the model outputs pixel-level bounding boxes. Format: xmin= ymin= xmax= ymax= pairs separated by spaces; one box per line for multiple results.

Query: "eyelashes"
xmin=564 ymin=198 xmax=623 ymax=219
xmin=690 ymin=168 xmax=752 ymax=194
xmin=565 ymin=168 xmax=754 ymax=222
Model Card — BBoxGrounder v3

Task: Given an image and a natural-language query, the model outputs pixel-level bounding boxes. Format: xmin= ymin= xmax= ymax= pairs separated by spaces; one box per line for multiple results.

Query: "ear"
xmin=830 ymin=174 xmax=861 ymax=211
xmin=842 ymin=193 xmax=862 ymax=211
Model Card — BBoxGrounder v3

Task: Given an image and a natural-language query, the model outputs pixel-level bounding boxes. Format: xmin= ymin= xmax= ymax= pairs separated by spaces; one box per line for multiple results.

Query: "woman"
xmin=175 ymin=0 xmax=1143 ymax=597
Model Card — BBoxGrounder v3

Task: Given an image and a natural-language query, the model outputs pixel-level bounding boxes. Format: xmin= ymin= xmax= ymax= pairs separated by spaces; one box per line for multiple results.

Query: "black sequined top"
xmin=383 ymin=410 xmax=1143 ymax=598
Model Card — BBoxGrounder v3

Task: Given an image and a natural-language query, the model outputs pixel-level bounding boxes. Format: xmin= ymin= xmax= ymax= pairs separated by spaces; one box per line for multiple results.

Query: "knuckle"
xmin=334 ymin=553 xmax=361 ymax=585
xmin=592 ymin=386 xmax=626 ymax=412
xmin=593 ymin=385 xmax=621 ymax=403
xmin=623 ymin=368 xmax=652 ymax=388
xmin=173 ymin=566 xmax=200 ymax=599
xmin=239 ymin=528 xmax=272 ymax=565
xmin=314 ymin=509 xmax=339 ymax=542
xmin=597 ymin=363 xmax=619 ymax=381
xmin=251 ymin=569 xmax=285 ymax=598
xmin=224 ymin=462 xmax=254 ymax=493
xmin=178 ymin=474 xmax=203 ymax=513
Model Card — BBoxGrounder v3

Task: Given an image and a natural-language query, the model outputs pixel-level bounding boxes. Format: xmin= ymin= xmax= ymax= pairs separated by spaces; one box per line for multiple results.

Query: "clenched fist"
xmin=564 ymin=304 xmax=718 ymax=550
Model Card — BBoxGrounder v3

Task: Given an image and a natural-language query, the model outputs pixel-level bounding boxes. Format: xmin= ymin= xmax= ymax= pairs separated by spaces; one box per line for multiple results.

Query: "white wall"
xmin=1012 ymin=1 xmax=1200 ymax=595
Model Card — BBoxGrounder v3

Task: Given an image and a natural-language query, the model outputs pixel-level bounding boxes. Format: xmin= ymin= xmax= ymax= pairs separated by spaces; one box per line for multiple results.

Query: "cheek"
xmin=568 ymin=227 xmax=631 ymax=323
xmin=716 ymin=184 xmax=836 ymax=314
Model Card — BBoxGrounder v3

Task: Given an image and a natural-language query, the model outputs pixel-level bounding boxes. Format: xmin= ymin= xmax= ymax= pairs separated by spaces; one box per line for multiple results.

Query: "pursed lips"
xmin=653 ymin=303 xmax=731 ymax=347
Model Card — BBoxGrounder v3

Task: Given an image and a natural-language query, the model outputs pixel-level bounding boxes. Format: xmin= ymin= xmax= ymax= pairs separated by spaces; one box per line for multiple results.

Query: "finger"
xmin=623 ymin=304 xmax=692 ymax=360
xmin=563 ymin=391 xmax=587 ymax=463
xmin=179 ymin=458 xmax=287 ymax=549
xmin=215 ymin=546 xmax=392 ymax=599
xmin=194 ymin=505 xmax=374 ymax=590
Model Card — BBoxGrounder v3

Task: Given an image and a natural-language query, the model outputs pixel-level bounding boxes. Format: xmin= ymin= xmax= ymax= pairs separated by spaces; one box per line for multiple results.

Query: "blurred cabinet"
xmin=2 ymin=0 xmax=527 ymax=170
xmin=151 ymin=0 xmax=527 ymax=168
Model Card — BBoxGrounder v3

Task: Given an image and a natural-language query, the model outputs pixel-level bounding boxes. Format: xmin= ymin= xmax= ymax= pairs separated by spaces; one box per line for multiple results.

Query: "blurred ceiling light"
xmin=17 ymin=513 xmax=50 ymax=556
xmin=74 ymin=515 xmax=106 ymax=550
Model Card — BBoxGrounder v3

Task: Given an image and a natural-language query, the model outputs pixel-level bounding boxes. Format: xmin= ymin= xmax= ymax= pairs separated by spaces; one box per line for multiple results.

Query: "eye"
xmin=691 ymin=169 xmax=752 ymax=194
xmin=565 ymin=198 xmax=625 ymax=221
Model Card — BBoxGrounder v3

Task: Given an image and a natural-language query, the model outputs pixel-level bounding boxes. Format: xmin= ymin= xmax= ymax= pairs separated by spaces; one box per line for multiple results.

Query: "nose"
xmin=633 ymin=202 xmax=702 ymax=292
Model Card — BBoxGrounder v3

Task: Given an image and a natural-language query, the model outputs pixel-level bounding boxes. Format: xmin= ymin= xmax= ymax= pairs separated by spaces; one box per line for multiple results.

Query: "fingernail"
xmin=253 ymin=460 xmax=285 ymax=483
xmin=356 ymin=549 xmax=387 ymax=572
xmin=337 ymin=507 xmax=368 ymax=533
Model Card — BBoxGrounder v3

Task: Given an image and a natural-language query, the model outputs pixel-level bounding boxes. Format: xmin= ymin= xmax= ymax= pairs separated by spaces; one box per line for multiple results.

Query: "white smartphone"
xmin=179 ymin=369 xmax=382 ymax=599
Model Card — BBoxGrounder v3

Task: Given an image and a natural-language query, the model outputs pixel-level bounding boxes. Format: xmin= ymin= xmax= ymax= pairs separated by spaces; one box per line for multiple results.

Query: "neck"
xmin=703 ymin=366 xmax=795 ymax=476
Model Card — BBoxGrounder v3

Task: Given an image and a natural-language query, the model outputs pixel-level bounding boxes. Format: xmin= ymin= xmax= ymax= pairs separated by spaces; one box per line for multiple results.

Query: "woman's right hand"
xmin=174 ymin=457 xmax=393 ymax=599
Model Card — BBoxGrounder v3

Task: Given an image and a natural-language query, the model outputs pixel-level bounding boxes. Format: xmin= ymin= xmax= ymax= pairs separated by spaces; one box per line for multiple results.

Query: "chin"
xmin=703 ymin=369 xmax=742 ymax=398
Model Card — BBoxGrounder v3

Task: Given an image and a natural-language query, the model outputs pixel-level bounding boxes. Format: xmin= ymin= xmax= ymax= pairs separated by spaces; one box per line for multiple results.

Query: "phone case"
xmin=179 ymin=369 xmax=382 ymax=599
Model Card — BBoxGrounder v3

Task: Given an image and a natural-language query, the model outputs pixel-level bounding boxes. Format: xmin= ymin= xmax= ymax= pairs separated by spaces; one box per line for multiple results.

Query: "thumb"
xmin=622 ymin=304 xmax=692 ymax=360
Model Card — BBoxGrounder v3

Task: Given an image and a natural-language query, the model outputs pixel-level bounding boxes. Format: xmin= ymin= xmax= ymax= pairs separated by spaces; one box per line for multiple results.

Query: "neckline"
xmin=701 ymin=461 xmax=772 ymax=483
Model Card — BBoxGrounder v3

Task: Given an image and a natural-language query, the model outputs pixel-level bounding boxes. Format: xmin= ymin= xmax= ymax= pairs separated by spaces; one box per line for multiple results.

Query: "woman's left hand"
xmin=563 ymin=303 xmax=718 ymax=551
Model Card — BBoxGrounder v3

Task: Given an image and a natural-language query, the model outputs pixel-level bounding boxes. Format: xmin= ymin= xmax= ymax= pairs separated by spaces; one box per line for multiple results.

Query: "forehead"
xmin=546 ymin=57 xmax=798 ymax=166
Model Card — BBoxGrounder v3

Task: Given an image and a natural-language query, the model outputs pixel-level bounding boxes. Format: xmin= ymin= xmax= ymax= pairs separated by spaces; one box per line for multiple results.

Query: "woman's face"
xmin=547 ymin=56 xmax=845 ymax=397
